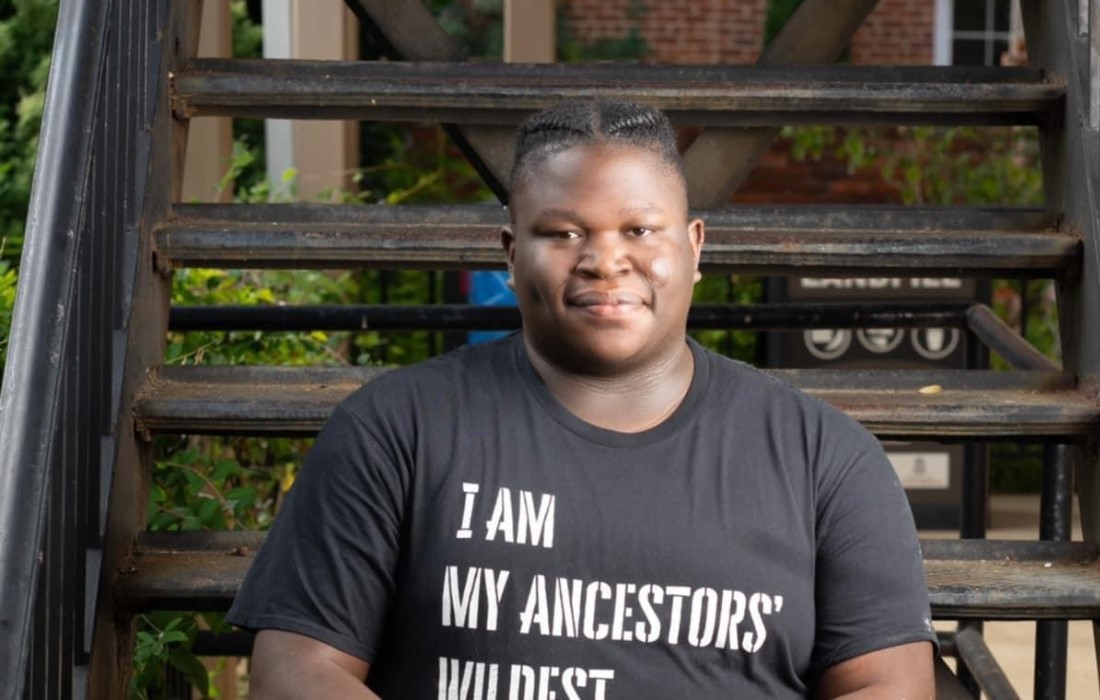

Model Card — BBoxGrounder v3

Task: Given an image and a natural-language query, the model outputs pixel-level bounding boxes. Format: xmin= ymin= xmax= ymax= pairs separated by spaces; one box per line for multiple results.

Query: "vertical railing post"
xmin=1090 ymin=0 xmax=1099 ymax=128
xmin=1034 ymin=445 xmax=1072 ymax=699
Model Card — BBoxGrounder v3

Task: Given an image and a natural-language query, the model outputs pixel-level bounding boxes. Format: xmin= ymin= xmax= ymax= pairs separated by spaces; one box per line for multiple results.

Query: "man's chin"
xmin=544 ymin=338 xmax=654 ymax=376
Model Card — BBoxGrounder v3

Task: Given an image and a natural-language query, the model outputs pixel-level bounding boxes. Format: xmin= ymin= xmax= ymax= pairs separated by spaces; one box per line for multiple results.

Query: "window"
xmin=934 ymin=0 xmax=1016 ymax=66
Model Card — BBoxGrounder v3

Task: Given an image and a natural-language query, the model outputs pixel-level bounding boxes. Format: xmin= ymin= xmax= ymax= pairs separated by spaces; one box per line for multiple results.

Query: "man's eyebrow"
xmin=620 ymin=205 xmax=665 ymax=215
xmin=533 ymin=207 xmax=583 ymax=221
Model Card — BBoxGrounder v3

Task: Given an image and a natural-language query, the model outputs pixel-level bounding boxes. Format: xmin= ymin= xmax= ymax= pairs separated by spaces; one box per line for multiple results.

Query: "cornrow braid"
xmin=508 ymin=99 xmax=684 ymax=197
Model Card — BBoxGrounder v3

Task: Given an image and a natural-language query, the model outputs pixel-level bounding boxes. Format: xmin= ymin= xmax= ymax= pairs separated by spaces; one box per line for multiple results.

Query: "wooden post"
xmin=263 ymin=0 xmax=359 ymax=201
xmin=180 ymin=1 xmax=233 ymax=202
xmin=504 ymin=0 xmax=556 ymax=63
xmin=291 ymin=0 xmax=360 ymax=200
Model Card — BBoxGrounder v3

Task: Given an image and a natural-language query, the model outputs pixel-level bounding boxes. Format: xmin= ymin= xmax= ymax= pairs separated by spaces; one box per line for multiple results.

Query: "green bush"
xmin=0 ymin=255 xmax=15 ymax=371
xmin=0 ymin=0 xmax=58 ymax=261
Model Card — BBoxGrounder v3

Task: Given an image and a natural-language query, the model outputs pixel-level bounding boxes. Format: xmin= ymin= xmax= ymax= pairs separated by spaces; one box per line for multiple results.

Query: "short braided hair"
xmin=508 ymin=99 xmax=684 ymax=196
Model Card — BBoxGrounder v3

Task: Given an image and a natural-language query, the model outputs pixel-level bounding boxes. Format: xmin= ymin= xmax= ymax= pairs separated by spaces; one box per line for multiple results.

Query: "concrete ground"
xmin=926 ymin=494 xmax=1098 ymax=699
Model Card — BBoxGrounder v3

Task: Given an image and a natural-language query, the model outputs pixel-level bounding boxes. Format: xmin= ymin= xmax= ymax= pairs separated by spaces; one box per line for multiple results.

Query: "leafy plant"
xmin=0 ymin=0 xmax=58 ymax=261
xmin=130 ymin=613 xmax=210 ymax=700
xmin=0 ymin=252 xmax=16 ymax=373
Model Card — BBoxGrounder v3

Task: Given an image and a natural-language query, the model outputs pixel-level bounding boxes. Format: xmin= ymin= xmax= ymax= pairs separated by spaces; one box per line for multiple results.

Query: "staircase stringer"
xmin=1019 ymin=0 xmax=1100 ymax=532
xmin=85 ymin=3 xmax=189 ymax=697
xmin=1020 ymin=1 xmax=1100 ymax=692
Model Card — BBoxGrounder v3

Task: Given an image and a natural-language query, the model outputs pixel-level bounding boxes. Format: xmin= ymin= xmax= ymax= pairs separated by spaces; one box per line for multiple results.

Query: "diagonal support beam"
xmin=682 ymin=0 xmax=882 ymax=207
xmin=343 ymin=0 xmax=512 ymax=201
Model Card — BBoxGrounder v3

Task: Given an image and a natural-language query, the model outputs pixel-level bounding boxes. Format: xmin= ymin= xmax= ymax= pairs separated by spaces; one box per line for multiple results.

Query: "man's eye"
xmin=629 ymin=227 xmax=654 ymax=237
xmin=556 ymin=230 xmax=581 ymax=240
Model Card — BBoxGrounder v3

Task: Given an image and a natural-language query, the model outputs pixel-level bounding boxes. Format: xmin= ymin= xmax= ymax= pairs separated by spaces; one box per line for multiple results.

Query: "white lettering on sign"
xmin=800 ymin=278 xmax=901 ymax=290
xmin=799 ymin=277 xmax=962 ymax=291
xmin=909 ymin=278 xmax=962 ymax=289
xmin=888 ymin=452 xmax=951 ymax=490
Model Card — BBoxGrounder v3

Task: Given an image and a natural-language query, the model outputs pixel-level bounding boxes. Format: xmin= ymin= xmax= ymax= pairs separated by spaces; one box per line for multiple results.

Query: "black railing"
xmin=0 ymin=1 xmax=166 ymax=697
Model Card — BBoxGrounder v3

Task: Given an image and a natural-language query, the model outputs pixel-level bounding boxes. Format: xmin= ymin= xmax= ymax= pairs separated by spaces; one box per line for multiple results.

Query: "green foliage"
xmin=0 ymin=253 xmax=16 ymax=372
xmin=130 ymin=613 xmax=210 ymax=700
xmin=431 ymin=0 xmax=504 ymax=58
xmin=149 ymin=443 xmax=290 ymax=532
xmin=765 ymin=0 xmax=803 ymax=45
xmin=0 ymin=0 xmax=59 ymax=262
xmin=782 ymin=125 xmax=1043 ymax=207
xmin=690 ymin=275 xmax=761 ymax=364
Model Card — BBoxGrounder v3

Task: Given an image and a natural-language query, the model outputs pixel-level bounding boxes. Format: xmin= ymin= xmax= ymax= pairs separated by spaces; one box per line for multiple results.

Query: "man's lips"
xmin=566 ymin=289 xmax=647 ymax=316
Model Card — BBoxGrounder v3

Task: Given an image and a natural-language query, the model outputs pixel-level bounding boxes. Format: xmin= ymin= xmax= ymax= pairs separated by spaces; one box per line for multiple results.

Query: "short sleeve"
xmin=810 ymin=418 xmax=938 ymax=676
xmin=226 ymin=401 xmax=409 ymax=662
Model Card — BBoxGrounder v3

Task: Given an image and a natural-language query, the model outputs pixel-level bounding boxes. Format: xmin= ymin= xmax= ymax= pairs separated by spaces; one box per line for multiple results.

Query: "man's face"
xmin=503 ymin=143 xmax=704 ymax=375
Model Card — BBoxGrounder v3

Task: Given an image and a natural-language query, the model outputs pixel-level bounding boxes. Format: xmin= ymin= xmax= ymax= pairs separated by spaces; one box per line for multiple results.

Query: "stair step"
xmin=116 ymin=532 xmax=1100 ymax=620
xmin=172 ymin=61 xmax=1063 ymax=126
xmin=157 ymin=204 xmax=1076 ymax=277
xmin=133 ymin=366 xmax=1099 ymax=440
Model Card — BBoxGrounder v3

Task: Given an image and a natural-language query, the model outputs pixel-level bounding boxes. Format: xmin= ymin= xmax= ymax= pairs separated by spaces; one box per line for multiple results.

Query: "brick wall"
xmin=561 ymin=0 xmax=768 ymax=65
xmin=850 ymin=0 xmax=934 ymax=65
xmin=561 ymin=0 xmax=936 ymax=67
xmin=558 ymin=1 xmax=939 ymax=204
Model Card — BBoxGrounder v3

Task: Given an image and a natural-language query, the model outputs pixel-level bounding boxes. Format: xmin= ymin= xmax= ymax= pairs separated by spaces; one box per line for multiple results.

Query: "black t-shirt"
xmin=228 ymin=335 xmax=936 ymax=698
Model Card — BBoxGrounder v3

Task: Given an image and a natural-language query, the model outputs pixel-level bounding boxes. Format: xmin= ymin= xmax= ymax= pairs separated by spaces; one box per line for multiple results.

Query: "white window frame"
xmin=933 ymin=0 xmax=1019 ymax=66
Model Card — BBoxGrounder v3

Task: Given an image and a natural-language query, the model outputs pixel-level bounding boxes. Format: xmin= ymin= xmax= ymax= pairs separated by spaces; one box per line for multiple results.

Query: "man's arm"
xmin=815 ymin=641 xmax=934 ymax=699
xmin=249 ymin=629 xmax=379 ymax=700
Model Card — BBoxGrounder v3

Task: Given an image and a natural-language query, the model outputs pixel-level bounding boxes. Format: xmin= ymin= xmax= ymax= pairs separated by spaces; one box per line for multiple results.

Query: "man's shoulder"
xmin=336 ymin=334 xmax=519 ymax=418
xmin=697 ymin=344 xmax=870 ymax=437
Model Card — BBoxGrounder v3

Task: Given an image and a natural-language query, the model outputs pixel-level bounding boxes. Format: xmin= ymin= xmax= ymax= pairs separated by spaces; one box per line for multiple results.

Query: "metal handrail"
xmin=0 ymin=0 xmax=111 ymax=695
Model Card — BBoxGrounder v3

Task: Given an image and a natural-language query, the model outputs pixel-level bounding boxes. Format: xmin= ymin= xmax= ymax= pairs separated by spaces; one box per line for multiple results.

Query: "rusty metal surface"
xmin=170 ymin=60 xmax=1064 ymax=126
xmin=132 ymin=365 xmax=1099 ymax=440
xmin=116 ymin=532 xmax=1100 ymax=621
xmin=157 ymin=203 xmax=1077 ymax=277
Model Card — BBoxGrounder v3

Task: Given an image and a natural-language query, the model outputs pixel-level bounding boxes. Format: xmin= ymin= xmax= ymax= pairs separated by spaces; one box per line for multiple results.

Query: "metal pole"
xmin=958 ymin=283 xmax=992 ymax=696
xmin=1034 ymin=444 xmax=1072 ymax=699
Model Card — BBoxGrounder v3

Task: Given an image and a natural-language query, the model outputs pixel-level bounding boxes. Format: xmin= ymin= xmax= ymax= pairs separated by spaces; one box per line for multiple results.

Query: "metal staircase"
xmin=1 ymin=0 xmax=1098 ymax=697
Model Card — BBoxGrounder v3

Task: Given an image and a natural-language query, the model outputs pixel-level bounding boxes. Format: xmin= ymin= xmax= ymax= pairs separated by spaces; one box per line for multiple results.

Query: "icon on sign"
xmin=912 ymin=328 xmax=960 ymax=360
xmin=804 ymin=328 xmax=851 ymax=360
xmin=857 ymin=327 xmax=905 ymax=354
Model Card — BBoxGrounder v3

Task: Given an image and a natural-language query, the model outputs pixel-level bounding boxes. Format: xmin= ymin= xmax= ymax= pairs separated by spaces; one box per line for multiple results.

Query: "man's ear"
xmin=501 ymin=227 xmax=516 ymax=287
xmin=688 ymin=217 xmax=705 ymax=269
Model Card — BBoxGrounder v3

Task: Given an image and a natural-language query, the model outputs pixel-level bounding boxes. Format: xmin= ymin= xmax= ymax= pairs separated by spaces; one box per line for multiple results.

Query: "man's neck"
xmin=524 ymin=338 xmax=696 ymax=433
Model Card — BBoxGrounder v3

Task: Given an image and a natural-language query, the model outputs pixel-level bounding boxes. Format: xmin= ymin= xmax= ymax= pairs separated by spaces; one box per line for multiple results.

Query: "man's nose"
xmin=575 ymin=232 xmax=630 ymax=278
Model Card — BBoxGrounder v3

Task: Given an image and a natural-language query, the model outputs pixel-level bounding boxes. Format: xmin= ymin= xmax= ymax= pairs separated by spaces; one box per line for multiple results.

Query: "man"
xmin=228 ymin=99 xmax=936 ymax=698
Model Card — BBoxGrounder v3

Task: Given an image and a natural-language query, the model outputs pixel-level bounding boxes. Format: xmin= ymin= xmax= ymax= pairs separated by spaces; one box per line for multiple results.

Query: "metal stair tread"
xmin=115 ymin=532 xmax=1100 ymax=620
xmin=157 ymin=203 xmax=1077 ymax=277
xmin=172 ymin=60 xmax=1063 ymax=125
xmin=133 ymin=365 xmax=1099 ymax=439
